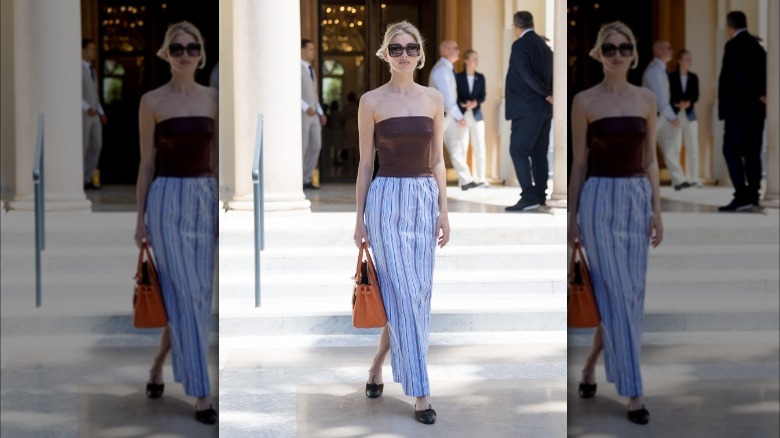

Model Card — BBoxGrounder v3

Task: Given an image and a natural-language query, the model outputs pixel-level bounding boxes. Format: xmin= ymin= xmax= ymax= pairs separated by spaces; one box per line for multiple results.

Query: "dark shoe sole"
xmin=146 ymin=382 xmax=164 ymax=399
xmin=415 ymin=408 xmax=437 ymax=424
xmin=627 ymin=406 xmax=649 ymax=425
xmin=195 ymin=406 xmax=217 ymax=425
xmin=578 ymin=382 xmax=597 ymax=399
xmin=366 ymin=382 xmax=384 ymax=398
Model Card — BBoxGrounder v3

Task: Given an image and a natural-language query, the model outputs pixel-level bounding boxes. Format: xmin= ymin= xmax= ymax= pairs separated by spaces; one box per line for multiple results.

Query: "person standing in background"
xmin=669 ymin=49 xmax=701 ymax=187
xmin=429 ymin=40 xmax=479 ymax=191
xmin=455 ymin=49 xmax=489 ymax=187
xmin=642 ymin=40 xmax=691 ymax=191
xmin=504 ymin=11 xmax=553 ymax=212
xmin=717 ymin=11 xmax=766 ymax=211
xmin=82 ymin=38 xmax=107 ymax=190
xmin=301 ymin=39 xmax=327 ymax=190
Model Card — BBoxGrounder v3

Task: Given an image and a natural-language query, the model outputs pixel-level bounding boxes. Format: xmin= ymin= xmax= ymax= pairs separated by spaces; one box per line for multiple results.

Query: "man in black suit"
xmin=456 ymin=49 xmax=488 ymax=187
xmin=718 ymin=11 xmax=766 ymax=211
xmin=669 ymin=49 xmax=702 ymax=187
xmin=504 ymin=11 xmax=553 ymax=212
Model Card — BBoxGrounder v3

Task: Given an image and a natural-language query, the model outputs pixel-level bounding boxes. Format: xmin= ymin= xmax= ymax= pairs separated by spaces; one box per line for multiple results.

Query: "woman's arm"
xmin=134 ymin=93 xmax=156 ymax=247
xmin=567 ymin=91 xmax=589 ymax=246
xmin=641 ymin=88 xmax=663 ymax=247
xmin=353 ymin=92 xmax=376 ymax=247
xmin=429 ymin=89 xmax=450 ymax=248
xmin=211 ymin=87 xmax=219 ymax=180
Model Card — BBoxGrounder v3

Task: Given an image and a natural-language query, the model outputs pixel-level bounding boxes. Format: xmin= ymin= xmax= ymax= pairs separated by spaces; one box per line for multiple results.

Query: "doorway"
xmin=317 ymin=0 xmax=435 ymax=182
xmin=84 ymin=0 xmax=218 ymax=185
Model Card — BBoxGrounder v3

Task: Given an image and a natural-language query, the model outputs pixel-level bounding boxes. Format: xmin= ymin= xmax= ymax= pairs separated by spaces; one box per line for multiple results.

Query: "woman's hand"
xmin=135 ymin=222 xmax=149 ymax=248
xmin=568 ymin=215 xmax=581 ymax=247
xmin=649 ymin=212 xmax=663 ymax=248
xmin=354 ymin=221 xmax=369 ymax=248
xmin=436 ymin=214 xmax=450 ymax=248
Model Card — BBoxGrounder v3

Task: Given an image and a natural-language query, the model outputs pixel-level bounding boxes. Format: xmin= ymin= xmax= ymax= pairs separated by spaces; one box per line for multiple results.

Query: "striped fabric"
xmin=364 ymin=176 xmax=439 ymax=397
xmin=145 ymin=176 xmax=217 ymax=398
xmin=577 ymin=176 xmax=652 ymax=397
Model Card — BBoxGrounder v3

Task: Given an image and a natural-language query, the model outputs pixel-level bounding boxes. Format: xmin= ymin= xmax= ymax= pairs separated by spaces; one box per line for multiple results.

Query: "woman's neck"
xmin=387 ymin=71 xmax=417 ymax=93
xmin=600 ymin=71 xmax=630 ymax=93
xmin=168 ymin=71 xmax=198 ymax=93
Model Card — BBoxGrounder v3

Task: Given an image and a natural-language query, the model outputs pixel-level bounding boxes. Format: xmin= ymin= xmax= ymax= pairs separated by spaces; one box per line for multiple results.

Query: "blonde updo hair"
xmin=589 ymin=21 xmax=639 ymax=69
xmin=375 ymin=21 xmax=426 ymax=69
xmin=156 ymin=21 xmax=207 ymax=69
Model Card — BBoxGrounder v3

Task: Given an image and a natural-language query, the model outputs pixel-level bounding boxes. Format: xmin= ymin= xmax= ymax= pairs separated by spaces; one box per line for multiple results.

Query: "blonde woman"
xmin=134 ymin=21 xmax=218 ymax=425
xmin=353 ymin=21 xmax=450 ymax=425
xmin=569 ymin=21 xmax=663 ymax=425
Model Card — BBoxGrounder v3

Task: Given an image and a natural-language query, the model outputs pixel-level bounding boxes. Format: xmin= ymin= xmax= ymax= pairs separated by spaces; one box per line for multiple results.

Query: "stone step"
xmin=219 ymin=244 xmax=566 ymax=273
xmin=646 ymin=244 xmax=779 ymax=271
xmin=219 ymin=211 xmax=567 ymax=246
xmin=217 ymin=268 xmax=777 ymax=301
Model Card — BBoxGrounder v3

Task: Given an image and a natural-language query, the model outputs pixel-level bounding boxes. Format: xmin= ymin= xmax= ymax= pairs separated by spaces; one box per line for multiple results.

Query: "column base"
xmin=547 ymin=192 xmax=567 ymax=209
xmin=7 ymin=193 xmax=91 ymax=211
xmin=762 ymin=193 xmax=779 ymax=208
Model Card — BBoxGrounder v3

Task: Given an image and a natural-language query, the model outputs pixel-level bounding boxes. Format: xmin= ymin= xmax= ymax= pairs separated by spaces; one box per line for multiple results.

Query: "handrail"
xmin=32 ymin=113 xmax=45 ymax=307
xmin=252 ymin=113 xmax=265 ymax=307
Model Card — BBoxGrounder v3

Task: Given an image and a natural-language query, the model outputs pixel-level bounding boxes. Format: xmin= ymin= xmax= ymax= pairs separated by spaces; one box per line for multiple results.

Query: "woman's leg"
xmin=581 ymin=325 xmax=603 ymax=384
xmin=149 ymin=326 xmax=171 ymax=383
xmin=368 ymin=325 xmax=391 ymax=384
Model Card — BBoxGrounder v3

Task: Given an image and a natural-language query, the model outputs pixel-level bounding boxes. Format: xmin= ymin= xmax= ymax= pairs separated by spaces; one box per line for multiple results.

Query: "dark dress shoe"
xmin=365 ymin=382 xmax=384 ymax=398
xmin=195 ymin=405 xmax=218 ymax=425
xmin=303 ymin=182 xmax=320 ymax=190
xmin=461 ymin=181 xmax=479 ymax=191
xmin=84 ymin=182 xmax=101 ymax=190
xmin=505 ymin=198 xmax=540 ymax=212
xmin=578 ymin=382 xmax=597 ymax=399
xmin=414 ymin=405 xmax=437 ymax=424
xmin=146 ymin=382 xmax=164 ymax=399
xmin=627 ymin=405 xmax=650 ymax=425
xmin=718 ymin=198 xmax=753 ymax=212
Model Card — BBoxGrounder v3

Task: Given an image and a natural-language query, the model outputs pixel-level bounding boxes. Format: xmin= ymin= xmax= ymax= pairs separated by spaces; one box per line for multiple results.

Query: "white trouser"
xmin=673 ymin=110 xmax=700 ymax=184
xmin=302 ymin=113 xmax=322 ymax=184
xmin=656 ymin=116 xmax=686 ymax=186
xmin=82 ymin=114 xmax=102 ymax=183
xmin=462 ymin=111 xmax=487 ymax=183
xmin=443 ymin=113 xmax=473 ymax=186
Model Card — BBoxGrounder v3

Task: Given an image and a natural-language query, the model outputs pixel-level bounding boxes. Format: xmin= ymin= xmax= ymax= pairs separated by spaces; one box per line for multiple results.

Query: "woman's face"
xmin=166 ymin=32 xmax=202 ymax=73
xmin=384 ymin=32 xmax=420 ymax=74
xmin=597 ymin=32 xmax=633 ymax=74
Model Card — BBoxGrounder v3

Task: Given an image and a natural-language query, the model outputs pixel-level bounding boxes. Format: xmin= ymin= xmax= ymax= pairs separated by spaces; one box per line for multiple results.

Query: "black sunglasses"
xmin=600 ymin=43 xmax=634 ymax=58
xmin=168 ymin=43 xmax=202 ymax=57
xmin=387 ymin=43 xmax=421 ymax=57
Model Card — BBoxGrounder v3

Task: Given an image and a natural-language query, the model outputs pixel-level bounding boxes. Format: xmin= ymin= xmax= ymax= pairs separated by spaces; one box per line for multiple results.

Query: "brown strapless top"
xmin=155 ymin=116 xmax=215 ymax=177
xmin=587 ymin=116 xmax=647 ymax=177
xmin=374 ymin=116 xmax=434 ymax=178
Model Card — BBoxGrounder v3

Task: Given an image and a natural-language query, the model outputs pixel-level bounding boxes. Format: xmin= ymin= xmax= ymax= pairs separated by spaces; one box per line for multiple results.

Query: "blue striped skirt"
xmin=364 ymin=176 xmax=439 ymax=397
xmin=577 ymin=176 xmax=652 ymax=397
xmin=145 ymin=176 xmax=217 ymax=398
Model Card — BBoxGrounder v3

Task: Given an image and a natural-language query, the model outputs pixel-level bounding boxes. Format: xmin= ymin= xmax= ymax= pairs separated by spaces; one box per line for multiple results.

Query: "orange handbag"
xmin=352 ymin=242 xmax=387 ymax=328
xmin=133 ymin=242 xmax=168 ymax=328
xmin=568 ymin=241 xmax=600 ymax=328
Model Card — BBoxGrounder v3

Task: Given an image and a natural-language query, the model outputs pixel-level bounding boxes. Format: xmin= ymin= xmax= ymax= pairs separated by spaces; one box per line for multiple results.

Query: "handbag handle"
xmin=568 ymin=241 xmax=591 ymax=283
xmin=136 ymin=241 xmax=159 ymax=285
xmin=355 ymin=242 xmax=379 ymax=286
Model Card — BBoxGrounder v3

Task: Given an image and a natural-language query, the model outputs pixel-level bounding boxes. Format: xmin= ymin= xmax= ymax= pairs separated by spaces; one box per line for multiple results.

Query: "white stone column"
xmin=548 ymin=0 xmax=567 ymax=206
xmin=764 ymin=0 xmax=779 ymax=206
xmin=229 ymin=0 xmax=310 ymax=212
xmin=9 ymin=0 xmax=90 ymax=211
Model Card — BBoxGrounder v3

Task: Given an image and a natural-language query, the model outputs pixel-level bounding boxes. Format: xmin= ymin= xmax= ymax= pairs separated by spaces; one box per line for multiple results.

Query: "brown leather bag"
xmin=352 ymin=242 xmax=387 ymax=328
xmin=133 ymin=242 xmax=168 ymax=328
xmin=568 ymin=241 xmax=600 ymax=328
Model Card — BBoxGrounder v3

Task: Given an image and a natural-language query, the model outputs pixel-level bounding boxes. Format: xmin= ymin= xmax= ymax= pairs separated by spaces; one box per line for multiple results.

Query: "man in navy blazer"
xmin=717 ymin=11 xmax=766 ymax=211
xmin=504 ymin=11 xmax=553 ymax=212
xmin=456 ymin=49 xmax=488 ymax=186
